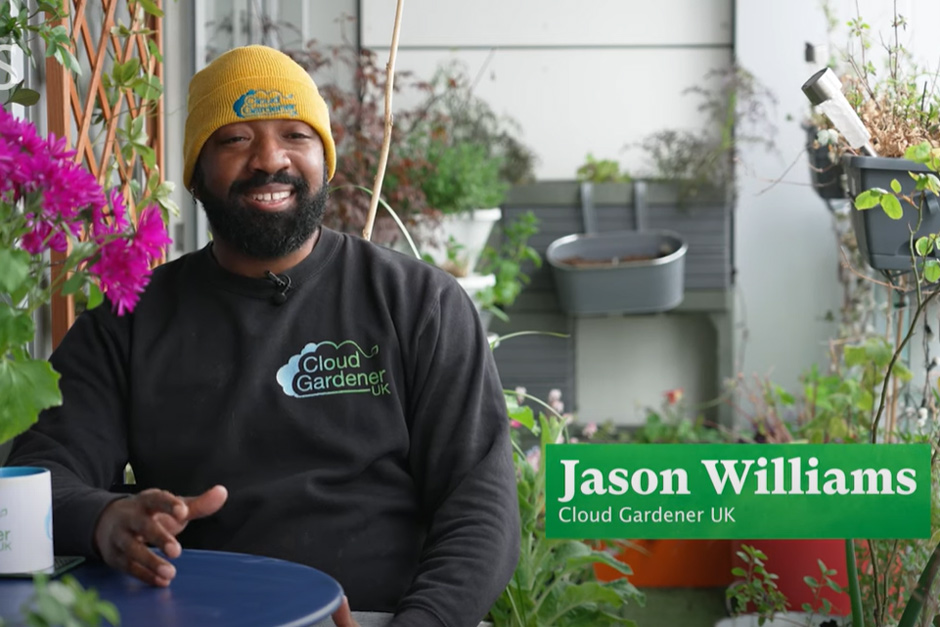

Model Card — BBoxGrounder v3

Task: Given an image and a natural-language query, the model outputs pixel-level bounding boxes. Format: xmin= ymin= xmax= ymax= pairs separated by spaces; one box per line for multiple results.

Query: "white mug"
xmin=0 ymin=467 xmax=54 ymax=574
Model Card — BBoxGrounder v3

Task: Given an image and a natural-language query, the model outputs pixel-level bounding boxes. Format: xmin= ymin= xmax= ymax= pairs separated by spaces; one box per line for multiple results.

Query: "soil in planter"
xmin=560 ymin=249 xmax=671 ymax=267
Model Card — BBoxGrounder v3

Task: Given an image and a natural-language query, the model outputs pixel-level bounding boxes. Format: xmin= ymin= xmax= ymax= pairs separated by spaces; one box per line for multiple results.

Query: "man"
xmin=9 ymin=45 xmax=519 ymax=627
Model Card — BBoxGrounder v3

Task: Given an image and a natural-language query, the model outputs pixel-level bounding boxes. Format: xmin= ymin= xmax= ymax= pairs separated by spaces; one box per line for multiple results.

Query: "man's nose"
xmin=248 ymin=134 xmax=290 ymax=174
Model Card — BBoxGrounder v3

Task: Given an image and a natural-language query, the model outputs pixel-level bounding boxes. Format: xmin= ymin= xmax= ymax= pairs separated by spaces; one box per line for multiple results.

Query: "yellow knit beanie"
xmin=183 ymin=45 xmax=336 ymax=188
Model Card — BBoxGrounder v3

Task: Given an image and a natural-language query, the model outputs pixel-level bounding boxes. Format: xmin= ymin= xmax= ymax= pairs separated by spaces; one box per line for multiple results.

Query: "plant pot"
xmin=455 ymin=272 xmax=496 ymax=315
xmin=594 ymin=539 xmax=733 ymax=588
xmin=546 ymin=229 xmax=687 ymax=315
xmin=842 ymin=155 xmax=940 ymax=270
xmin=731 ymin=540 xmax=850 ymax=616
xmin=0 ymin=467 xmax=54 ymax=574
xmin=804 ymin=124 xmax=844 ymax=200
xmin=419 ymin=208 xmax=503 ymax=274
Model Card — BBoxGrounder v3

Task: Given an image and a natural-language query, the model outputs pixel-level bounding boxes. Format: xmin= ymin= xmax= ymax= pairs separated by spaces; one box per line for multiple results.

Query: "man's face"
xmin=193 ymin=119 xmax=328 ymax=260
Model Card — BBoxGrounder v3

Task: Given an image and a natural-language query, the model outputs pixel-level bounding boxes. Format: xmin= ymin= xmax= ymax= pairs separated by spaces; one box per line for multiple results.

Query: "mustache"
xmin=229 ymin=171 xmax=309 ymax=196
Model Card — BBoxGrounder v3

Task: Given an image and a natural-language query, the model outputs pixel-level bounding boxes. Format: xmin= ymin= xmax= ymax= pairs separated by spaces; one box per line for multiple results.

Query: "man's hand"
xmin=331 ymin=596 xmax=360 ymax=627
xmin=93 ymin=485 xmax=228 ymax=587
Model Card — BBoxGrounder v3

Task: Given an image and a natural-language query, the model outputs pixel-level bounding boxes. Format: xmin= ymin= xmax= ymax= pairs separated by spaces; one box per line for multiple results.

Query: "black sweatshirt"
xmin=9 ymin=227 xmax=520 ymax=627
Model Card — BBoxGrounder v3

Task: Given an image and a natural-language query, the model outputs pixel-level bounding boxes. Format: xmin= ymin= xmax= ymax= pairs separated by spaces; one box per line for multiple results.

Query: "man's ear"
xmin=189 ymin=163 xmax=203 ymax=201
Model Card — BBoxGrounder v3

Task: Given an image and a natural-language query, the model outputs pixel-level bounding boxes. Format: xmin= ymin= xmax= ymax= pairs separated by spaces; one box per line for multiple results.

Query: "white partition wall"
xmin=361 ymin=0 xmax=733 ymax=180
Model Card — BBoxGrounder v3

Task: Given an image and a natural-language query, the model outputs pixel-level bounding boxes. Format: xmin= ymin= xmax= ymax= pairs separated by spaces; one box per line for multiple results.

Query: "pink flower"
xmin=664 ymin=388 xmax=684 ymax=405
xmin=133 ymin=206 xmax=171 ymax=259
xmin=91 ymin=189 xmax=130 ymax=239
xmin=582 ymin=422 xmax=598 ymax=439
xmin=515 ymin=386 xmax=527 ymax=405
xmin=0 ymin=107 xmax=170 ymax=317
xmin=525 ymin=447 xmax=540 ymax=471
xmin=90 ymin=240 xmax=152 ymax=315
xmin=548 ymin=388 xmax=564 ymax=414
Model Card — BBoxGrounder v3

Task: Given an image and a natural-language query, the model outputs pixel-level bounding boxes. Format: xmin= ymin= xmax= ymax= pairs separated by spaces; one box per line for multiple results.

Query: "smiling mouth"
xmin=249 ymin=191 xmax=292 ymax=202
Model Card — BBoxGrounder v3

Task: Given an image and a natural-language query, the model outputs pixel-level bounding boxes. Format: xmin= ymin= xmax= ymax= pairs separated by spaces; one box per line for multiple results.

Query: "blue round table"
xmin=0 ymin=549 xmax=344 ymax=626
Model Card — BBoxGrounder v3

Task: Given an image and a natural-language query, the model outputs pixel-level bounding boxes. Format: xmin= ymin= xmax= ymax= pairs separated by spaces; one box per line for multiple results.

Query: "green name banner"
xmin=545 ymin=444 xmax=931 ymax=539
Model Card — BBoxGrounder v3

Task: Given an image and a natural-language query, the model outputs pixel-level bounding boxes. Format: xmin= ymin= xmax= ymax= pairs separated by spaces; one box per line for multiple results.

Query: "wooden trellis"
xmin=46 ymin=0 xmax=165 ymax=348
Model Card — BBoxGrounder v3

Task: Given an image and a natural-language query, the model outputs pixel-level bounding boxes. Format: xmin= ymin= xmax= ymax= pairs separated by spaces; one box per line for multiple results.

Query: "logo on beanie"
xmin=233 ymin=89 xmax=298 ymax=119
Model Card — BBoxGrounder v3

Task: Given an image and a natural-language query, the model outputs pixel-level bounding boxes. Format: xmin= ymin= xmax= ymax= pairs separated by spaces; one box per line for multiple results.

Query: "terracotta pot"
xmin=731 ymin=540 xmax=849 ymax=615
xmin=594 ymin=539 xmax=733 ymax=587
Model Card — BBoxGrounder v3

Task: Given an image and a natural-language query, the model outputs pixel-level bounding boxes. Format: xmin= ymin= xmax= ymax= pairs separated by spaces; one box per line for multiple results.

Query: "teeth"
xmin=250 ymin=191 xmax=291 ymax=202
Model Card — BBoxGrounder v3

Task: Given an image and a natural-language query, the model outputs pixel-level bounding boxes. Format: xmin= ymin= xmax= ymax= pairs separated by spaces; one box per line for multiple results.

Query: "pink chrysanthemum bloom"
xmin=133 ymin=206 xmax=172 ymax=259
xmin=0 ymin=107 xmax=170 ymax=317
xmin=90 ymin=240 xmax=153 ymax=316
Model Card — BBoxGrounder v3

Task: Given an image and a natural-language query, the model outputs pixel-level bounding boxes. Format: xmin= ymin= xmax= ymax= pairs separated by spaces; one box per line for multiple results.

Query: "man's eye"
xmin=288 ymin=133 xmax=311 ymax=140
xmin=221 ymin=136 xmax=245 ymax=144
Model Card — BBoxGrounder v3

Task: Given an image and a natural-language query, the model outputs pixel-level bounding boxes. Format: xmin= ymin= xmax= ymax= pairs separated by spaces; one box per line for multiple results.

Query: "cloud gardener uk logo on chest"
xmin=233 ymin=89 xmax=298 ymax=119
xmin=276 ymin=340 xmax=390 ymax=398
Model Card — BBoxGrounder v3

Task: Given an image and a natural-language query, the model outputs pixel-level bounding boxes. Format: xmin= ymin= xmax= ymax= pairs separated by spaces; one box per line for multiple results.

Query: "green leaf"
xmin=880 ymin=194 xmax=903 ymax=219
xmin=925 ymin=260 xmax=940 ymax=283
xmin=60 ymin=271 xmax=85 ymax=296
xmin=916 ymin=236 xmax=934 ymax=257
xmin=0 ymin=304 xmax=35 ymax=350
xmin=843 ymin=345 xmax=866 ymax=367
xmin=853 ymin=189 xmax=881 ymax=210
xmin=890 ymin=178 xmax=902 ymax=194
xmin=8 ymin=86 xmax=40 ymax=106
xmin=892 ymin=362 xmax=913 ymax=383
xmin=0 ymin=248 xmax=31 ymax=292
xmin=147 ymin=39 xmax=163 ymax=63
xmin=0 ymin=357 xmax=62 ymax=444
xmin=87 ymin=282 xmax=104 ymax=310
xmin=804 ymin=575 xmax=818 ymax=587
xmin=925 ymin=175 xmax=940 ymax=194
xmin=63 ymin=241 xmax=98 ymax=271
xmin=137 ymin=0 xmax=165 ymax=17
xmin=905 ymin=142 xmax=933 ymax=164
xmin=138 ymin=144 xmax=156 ymax=170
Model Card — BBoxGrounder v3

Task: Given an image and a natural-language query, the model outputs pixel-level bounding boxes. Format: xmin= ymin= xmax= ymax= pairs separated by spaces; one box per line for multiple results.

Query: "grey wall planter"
xmin=488 ymin=180 xmax=732 ymax=411
xmin=547 ymin=228 xmax=687 ymax=315
xmin=545 ymin=182 xmax=688 ymax=316
xmin=843 ymin=155 xmax=940 ymax=270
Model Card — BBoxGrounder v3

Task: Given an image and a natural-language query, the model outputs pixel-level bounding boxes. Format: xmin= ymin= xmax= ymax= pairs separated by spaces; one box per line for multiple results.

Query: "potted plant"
xmin=404 ymin=62 xmax=537 ymax=280
xmin=804 ymin=7 xmax=940 ymax=271
xmin=475 ymin=211 xmax=542 ymax=325
xmin=486 ymin=359 xmax=645 ymax=626
xmin=543 ymin=63 xmax=776 ymax=317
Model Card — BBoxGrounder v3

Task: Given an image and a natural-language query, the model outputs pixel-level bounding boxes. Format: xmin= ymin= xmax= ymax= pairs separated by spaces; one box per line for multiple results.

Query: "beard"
xmin=196 ymin=169 xmax=329 ymax=260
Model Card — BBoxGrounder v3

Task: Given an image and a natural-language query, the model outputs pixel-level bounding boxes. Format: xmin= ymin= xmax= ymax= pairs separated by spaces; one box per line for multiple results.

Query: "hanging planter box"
xmin=545 ymin=182 xmax=688 ymax=316
xmin=547 ymin=229 xmax=686 ymax=315
xmin=843 ymin=155 xmax=940 ymax=270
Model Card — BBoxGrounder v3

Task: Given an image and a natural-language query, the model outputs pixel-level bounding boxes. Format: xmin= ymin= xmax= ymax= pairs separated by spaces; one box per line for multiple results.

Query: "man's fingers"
xmin=137 ymin=488 xmax=188 ymax=520
xmin=331 ymin=596 xmax=359 ymax=627
xmin=125 ymin=553 xmax=174 ymax=587
xmin=134 ymin=514 xmax=183 ymax=558
xmin=182 ymin=485 xmax=228 ymax=520
xmin=106 ymin=528 xmax=177 ymax=586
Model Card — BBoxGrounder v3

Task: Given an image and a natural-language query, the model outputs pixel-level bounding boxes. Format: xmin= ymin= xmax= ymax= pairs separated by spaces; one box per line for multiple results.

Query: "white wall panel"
xmin=362 ymin=0 xmax=732 ymax=48
xmin=576 ymin=315 xmax=716 ymax=425
xmin=372 ymin=47 xmax=732 ymax=179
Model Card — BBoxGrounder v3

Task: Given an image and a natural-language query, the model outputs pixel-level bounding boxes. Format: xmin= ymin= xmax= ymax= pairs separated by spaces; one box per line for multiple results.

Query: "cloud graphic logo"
xmin=232 ymin=90 xmax=255 ymax=118
xmin=276 ymin=340 xmax=384 ymax=399
xmin=277 ymin=342 xmax=321 ymax=398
